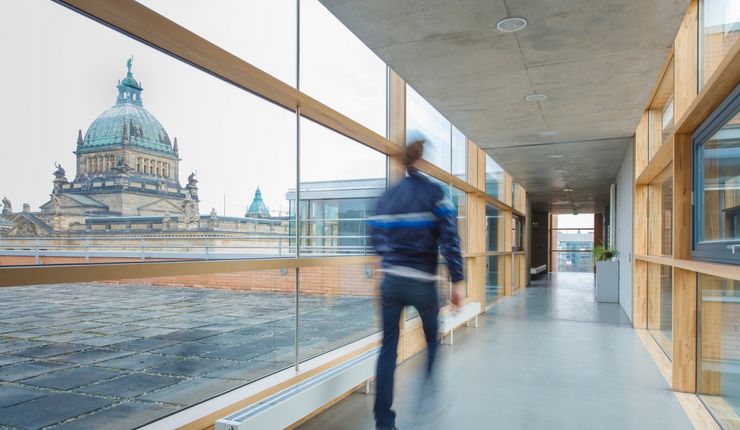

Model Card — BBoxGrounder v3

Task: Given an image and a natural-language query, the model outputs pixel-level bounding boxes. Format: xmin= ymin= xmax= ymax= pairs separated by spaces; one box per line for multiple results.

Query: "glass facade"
xmin=693 ymin=89 xmax=740 ymax=263
xmin=486 ymin=204 xmax=503 ymax=252
xmin=647 ymin=264 xmax=673 ymax=359
xmin=698 ymin=274 xmax=740 ymax=425
xmin=0 ymin=1 xmax=528 ymax=428
xmin=296 ymin=118 xmax=386 ymax=255
xmin=700 ymin=0 xmax=740 ymax=89
xmin=299 ymin=0 xmax=387 ymax=136
xmin=485 ymin=155 xmax=505 ymax=200
xmin=649 ymin=164 xmax=674 ymax=256
xmin=406 ymin=84 xmax=452 ymax=171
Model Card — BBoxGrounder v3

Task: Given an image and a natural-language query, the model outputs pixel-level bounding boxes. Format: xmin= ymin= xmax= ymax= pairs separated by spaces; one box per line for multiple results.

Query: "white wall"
xmin=615 ymin=142 xmax=634 ymax=320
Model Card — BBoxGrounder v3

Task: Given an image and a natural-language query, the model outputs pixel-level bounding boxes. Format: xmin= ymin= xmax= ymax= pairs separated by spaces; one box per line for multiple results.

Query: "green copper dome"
xmin=77 ymin=59 xmax=175 ymax=156
xmin=246 ymin=188 xmax=270 ymax=218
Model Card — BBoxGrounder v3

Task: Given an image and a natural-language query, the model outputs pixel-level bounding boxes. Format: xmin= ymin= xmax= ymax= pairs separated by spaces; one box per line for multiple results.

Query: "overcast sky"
xmin=0 ymin=0 xmax=387 ymax=217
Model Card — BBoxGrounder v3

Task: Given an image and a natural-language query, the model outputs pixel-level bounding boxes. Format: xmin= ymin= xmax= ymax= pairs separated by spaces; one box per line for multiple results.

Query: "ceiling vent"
xmin=496 ymin=17 xmax=528 ymax=33
xmin=526 ymin=93 xmax=548 ymax=102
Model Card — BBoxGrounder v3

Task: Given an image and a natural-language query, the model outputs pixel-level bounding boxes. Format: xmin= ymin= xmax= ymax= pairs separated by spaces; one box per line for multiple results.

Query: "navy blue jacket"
xmin=369 ymin=169 xmax=464 ymax=283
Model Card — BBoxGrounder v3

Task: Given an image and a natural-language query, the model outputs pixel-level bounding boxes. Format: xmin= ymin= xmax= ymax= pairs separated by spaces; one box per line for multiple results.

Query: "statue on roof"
xmin=1 ymin=197 xmax=11 ymax=215
xmin=127 ymin=57 xmax=133 ymax=75
xmin=188 ymin=171 xmax=198 ymax=187
xmin=53 ymin=162 xmax=66 ymax=179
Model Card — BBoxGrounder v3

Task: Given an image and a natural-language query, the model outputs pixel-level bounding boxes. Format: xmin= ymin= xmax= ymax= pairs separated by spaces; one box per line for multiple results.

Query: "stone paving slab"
xmin=22 ymin=367 xmax=123 ymax=390
xmin=0 ymin=392 xmax=112 ymax=429
xmin=50 ymin=348 xmax=134 ymax=365
xmin=139 ymin=376 xmax=245 ymax=406
xmin=0 ymin=283 xmax=377 ymax=428
xmin=0 ymin=361 xmax=71 ymax=382
xmin=0 ymin=385 xmax=51 ymax=408
xmin=11 ymin=343 xmax=85 ymax=359
xmin=149 ymin=357 xmax=236 ymax=378
xmin=96 ymin=353 xmax=180 ymax=372
xmin=76 ymin=373 xmax=182 ymax=398
xmin=55 ymin=401 xmax=180 ymax=430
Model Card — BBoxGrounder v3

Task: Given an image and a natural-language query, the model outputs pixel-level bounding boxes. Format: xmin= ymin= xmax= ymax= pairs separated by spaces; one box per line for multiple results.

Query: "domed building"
xmin=39 ymin=58 xmax=197 ymax=221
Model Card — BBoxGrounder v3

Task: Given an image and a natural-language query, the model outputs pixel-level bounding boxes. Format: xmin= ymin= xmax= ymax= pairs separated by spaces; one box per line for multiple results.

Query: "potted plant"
xmin=593 ymin=244 xmax=618 ymax=265
xmin=593 ymin=244 xmax=619 ymax=303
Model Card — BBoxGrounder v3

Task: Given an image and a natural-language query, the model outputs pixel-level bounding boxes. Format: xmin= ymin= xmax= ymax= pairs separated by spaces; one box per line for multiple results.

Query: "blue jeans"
xmin=374 ymin=273 xmax=439 ymax=429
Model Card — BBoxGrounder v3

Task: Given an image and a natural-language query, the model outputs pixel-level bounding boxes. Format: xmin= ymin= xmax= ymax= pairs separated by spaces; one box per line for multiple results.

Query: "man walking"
xmin=369 ymin=138 xmax=464 ymax=430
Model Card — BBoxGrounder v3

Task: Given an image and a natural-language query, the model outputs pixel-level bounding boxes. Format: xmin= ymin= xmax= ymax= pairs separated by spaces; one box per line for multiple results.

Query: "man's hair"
xmin=404 ymin=140 xmax=424 ymax=167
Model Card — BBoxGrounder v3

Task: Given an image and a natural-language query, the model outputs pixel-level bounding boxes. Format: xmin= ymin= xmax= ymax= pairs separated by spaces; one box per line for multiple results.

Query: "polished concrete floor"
xmin=299 ymin=273 xmax=695 ymax=430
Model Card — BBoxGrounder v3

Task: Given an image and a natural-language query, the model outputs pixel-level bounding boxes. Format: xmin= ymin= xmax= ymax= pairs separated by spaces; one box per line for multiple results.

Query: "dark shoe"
xmin=376 ymin=427 xmax=398 ymax=430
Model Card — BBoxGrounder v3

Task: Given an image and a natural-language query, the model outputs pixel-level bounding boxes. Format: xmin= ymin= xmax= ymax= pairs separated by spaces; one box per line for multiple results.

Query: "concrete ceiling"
xmin=319 ymin=0 xmax=689 ymax=212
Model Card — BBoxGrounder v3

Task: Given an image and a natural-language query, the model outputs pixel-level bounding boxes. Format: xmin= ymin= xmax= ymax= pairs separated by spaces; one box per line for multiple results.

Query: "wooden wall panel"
xmin=673 ymin=267 xmax=697 ymax=392
xmin=633 ymin=260 xmax=648 ymax=329
xmin=673 ymin=0 xmax=699 ymax=120
xmin=635 ymin=112 xmax=650 ymax=178
xmin=673 ymin=134 xmax=692 ymax=260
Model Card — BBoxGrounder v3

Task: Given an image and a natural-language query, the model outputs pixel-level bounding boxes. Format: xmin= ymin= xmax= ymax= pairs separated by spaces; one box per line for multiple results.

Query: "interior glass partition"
xmin=648 ymin=164 xmax=674 ymax=256
xmin=485 ymin=155 xmax=505 ymax=199
xmin=486 ymin=256 xmax=504 ymax=304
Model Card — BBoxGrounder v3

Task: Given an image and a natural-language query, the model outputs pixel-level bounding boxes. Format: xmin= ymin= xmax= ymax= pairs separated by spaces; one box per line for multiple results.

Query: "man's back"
xmin=370 ymin=169 xmax=463 ymax=283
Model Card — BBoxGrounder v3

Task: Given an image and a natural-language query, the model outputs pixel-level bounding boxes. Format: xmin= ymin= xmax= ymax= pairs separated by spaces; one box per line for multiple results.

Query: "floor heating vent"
xmin=216 ymin=348 xmax=378 ymax=430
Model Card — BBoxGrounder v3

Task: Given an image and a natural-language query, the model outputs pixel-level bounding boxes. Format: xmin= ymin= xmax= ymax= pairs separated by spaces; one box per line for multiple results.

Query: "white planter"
xmin=595 ymin=260 xmax=619 ymax=303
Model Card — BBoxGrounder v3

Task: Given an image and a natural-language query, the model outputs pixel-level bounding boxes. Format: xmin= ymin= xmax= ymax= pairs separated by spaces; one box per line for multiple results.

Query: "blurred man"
xmin=369 ymin=138 xmax=464 ymax=430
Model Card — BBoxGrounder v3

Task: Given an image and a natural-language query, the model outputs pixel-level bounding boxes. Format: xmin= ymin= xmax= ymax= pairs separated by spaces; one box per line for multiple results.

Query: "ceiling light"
xmin=555 ymin=169 xmax=568 ymax=174
xmin=496 ymin=17 xmax=528 ymax=33
xmin=563 ymin=187 xmax=574 ymax=193
xmin=548 ymin=154 xmax=565 ymax=159
xmin=541 ymin=130 xmax=557 ymax=137
xmin=526 ymin=93 xmax=548 ymax=102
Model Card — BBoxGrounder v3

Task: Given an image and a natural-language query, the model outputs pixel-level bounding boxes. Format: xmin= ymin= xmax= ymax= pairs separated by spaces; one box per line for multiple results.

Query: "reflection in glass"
xmin=647 ymin=264 xmax=673 ymax=359
xmin=0 ymin=269 xmax=297 ymax=426
xmin=699 ymin=110 xmax=740 ymax=245
xmin=406 ymin=84 xmax=451 ymax=171
xmin=512 ymin=215 xmax=523 ymax=251
xmin=649 ymin=164 xmax=674 ymax=256
xmin=300 ymin=0 xmax=387 ymax=135
xmin=298 ymin=264 xmax=380 ymax=363
xmin=486 ymin=204 xmax=503 ymax=252
xmin=698 ymin=274 xmax=740 ymax=427
xmin=136 ymin=0 xmax=297 ymax=86
xmin=451 ymin=186 xmax=467 ymax=252
xmin=486 ymin=255 xmax=503 ymax=303
xmin=452 ymin=126 xmax=467 ymax=180
xmin=485 ymin=155 xmax=505 ymax=199
xmin=700 ymin=0 xmax=740 ymax=88
xmin=0 ymin=1 xmax=297 ymax=265
xmin=296 ymin=118 xmax=387 ymax=255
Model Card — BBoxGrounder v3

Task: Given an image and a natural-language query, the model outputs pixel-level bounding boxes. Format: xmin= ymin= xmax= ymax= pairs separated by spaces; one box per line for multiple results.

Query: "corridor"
xmin=300 ymin=273 xmax=695 ymax=430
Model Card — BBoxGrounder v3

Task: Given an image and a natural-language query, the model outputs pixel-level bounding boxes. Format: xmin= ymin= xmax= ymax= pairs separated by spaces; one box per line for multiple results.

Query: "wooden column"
xmin=673 ymin=0 xmax=698 ymax=120
xmin=672 ymin=267 xmax=697 ymax=392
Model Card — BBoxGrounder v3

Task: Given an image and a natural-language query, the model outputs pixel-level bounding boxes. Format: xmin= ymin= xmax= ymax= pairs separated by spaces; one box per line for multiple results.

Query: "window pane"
xmin=700 ymin=0 xmax=740 ymax=88
xmin=699 ymin=110 xmax=740 ymax=244
xmin=451 ymin=186 xmax=467 ymax=252
xmin=647 ymin=264 xmax=673 ymax=359
xmin=698 ymin=274 xmax=740 ymax=427
xmin=512 ymin=214 xmax=524 ymax=251
xmin=486 ymin=204 xmax=503 ymax=252
xmin=485 ymin=155 xmax=505 ymax=199
xmin=648 ymin=164 xmax=673 ymax=256
xmin=298 ymin=263 xmax=379 ymax=362
xmin=0 ymin=1 xmax=296 ymax=265
xmin=137 ymin=0 xmax=297 ymax=86
xmin=406 ymin=85 xmax=451 ymax=171
xmin=297 ymin=117 xmax=386 ymax=255
xmin=486 ymin=255 xmax=504 ymax=304
xmin=0 ymin=269 xmax=295 ymax=427
xmin=300 ymin=0 xmax=386 ymax=136
xmin=452 ymin=126 xmax=467 ymax=180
